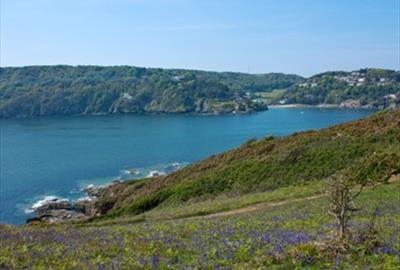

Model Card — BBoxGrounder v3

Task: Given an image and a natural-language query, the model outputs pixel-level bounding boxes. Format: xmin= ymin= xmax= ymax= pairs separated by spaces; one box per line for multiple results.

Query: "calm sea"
xmin=0 ymin=108 xmax=374 ymax=224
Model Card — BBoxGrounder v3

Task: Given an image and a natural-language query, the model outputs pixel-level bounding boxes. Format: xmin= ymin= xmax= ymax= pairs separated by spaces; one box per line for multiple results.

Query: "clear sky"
xmin=1 ymin=0 xmax=399 ymax=76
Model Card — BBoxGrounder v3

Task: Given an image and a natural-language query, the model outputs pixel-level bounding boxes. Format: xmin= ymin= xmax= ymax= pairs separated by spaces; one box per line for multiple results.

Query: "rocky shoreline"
xmin=26 ymin=180 xmax=121 ymax=224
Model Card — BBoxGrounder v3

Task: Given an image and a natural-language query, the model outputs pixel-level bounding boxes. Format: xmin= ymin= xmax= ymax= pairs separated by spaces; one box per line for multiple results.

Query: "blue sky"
xmin=1 ymin=0 xmax=399 ymax=76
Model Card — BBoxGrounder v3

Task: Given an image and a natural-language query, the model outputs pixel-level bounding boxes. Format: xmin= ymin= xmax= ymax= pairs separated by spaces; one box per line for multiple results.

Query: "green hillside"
xmin=0 ymin=66 xmax=302 ymax=118
xmin=94 ymin=109 xmax=400 ymax=220
xmin=281 ymin=68 xmax=400 ymax=108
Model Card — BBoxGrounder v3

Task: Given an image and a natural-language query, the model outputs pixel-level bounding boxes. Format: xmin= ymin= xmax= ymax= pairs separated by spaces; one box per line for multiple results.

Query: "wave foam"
xmin=25 ymin=195 xmax=67 ymax=214
xmin=122 ymin=169 xmax=140 ymax=175
xmin=146 ymin=170 xmax=167 ymax=177
xmin=76 ymin=196 xmax=93 ymax=202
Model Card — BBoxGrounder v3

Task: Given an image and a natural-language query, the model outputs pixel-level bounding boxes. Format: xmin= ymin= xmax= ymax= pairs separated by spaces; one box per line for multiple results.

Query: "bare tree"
xmin=328 ymin=175 xmax=364 ymax=240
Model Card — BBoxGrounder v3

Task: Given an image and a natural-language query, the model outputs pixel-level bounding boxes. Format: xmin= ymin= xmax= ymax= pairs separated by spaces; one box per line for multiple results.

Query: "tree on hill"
xmin=328 ymin=175 xmax=364 ymax=240
xmin=328 ymin=146 xmax=400 ymax=241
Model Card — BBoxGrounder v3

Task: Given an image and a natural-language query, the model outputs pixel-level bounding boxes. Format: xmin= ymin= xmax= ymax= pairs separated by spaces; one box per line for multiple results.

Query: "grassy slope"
xmin=94 ymin=109 xmax=400 ymax=220
xmin=93 ymin=181 xmax=327 ymax=226
xmin=2 ymin=182 xmax=399 ymax=269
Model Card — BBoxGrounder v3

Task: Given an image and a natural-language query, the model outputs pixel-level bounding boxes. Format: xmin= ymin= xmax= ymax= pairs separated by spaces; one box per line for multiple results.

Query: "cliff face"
xmin=0 ymin=66 xmax=302 ymax=119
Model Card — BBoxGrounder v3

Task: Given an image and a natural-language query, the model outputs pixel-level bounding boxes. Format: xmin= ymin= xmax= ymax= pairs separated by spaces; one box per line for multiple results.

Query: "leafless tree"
xmin=328 ymin=175 xmax=364 ymax=240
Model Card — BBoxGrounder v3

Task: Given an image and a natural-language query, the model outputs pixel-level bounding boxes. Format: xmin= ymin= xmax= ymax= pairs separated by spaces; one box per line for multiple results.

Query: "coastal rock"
xmin=26 ymin=181 xmax=124 ymax=224
xmin=26 ymin=216 xmax=43 ymax=223
xmin=27 ymin=200 xmax=88 ymax=224
xmin=83 ymin=184 xmax=103 ymax=197
xmin=83 ymin=181 xmax=122 ymax=197
xmin=74 ymin=199 xmax=96 ymax=216
xmin=35 ymin=210 xmax=87 ymax=224
xmin=34 ymin=199 xmax=72 ymax=216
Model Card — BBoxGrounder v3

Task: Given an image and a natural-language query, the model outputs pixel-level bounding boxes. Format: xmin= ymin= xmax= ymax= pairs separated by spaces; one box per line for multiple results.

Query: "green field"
xmin=253 ymin=89 xmax=287 ymax=104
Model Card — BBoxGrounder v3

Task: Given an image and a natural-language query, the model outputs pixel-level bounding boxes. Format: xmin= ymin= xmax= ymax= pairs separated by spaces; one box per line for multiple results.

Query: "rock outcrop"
xmin=26 ymin=181 xmax=122 ymax=224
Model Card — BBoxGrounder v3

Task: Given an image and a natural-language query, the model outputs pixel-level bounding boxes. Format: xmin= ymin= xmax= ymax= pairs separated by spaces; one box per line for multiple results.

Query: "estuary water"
xmin=0 ymin=108 xmax=374 ymax=224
